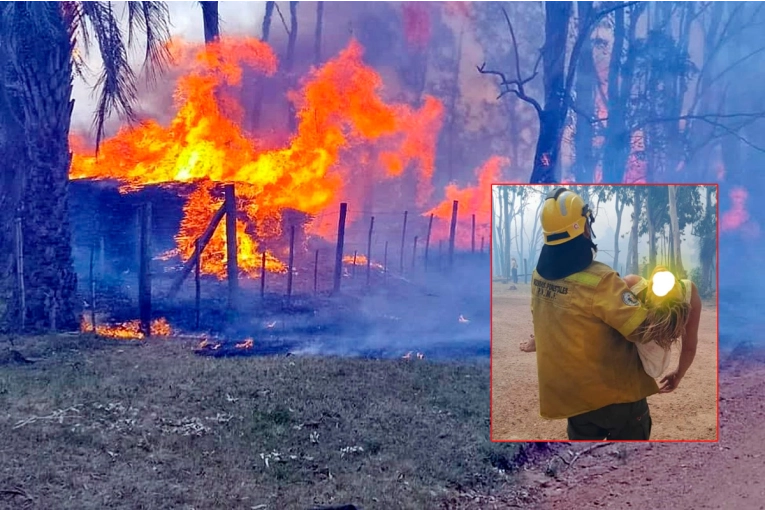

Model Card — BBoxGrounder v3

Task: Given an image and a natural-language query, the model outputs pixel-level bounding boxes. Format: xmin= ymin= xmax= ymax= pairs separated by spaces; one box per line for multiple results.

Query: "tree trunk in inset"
xmin=613 ymin=192 xmax=625 ymax=270
xmin=667 ymin=185 xmax=685 ymax=276
xmin=628 ymin=189 xmax=642 ymax=275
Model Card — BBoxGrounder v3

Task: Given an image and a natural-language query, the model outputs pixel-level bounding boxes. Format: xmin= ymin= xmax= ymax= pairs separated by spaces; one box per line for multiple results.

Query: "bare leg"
xmin=519 ymin=334 xmax=536 ymax=352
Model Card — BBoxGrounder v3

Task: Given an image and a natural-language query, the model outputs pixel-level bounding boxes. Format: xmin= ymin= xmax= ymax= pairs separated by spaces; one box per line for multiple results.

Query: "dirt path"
xmin=515 ymin=357 xmax=765 ymax=509
xmin=491 ymin=282 xmax=718 ymax=441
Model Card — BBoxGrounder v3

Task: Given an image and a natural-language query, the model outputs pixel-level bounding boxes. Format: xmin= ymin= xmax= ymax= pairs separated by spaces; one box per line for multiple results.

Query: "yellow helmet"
xmin=541 ymin=188 xmax=594 ymax=246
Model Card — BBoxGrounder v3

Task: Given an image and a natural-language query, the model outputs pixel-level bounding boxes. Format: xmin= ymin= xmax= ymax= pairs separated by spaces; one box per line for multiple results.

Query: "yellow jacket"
xmin=531 ymin=262 xmax=659 ymax=419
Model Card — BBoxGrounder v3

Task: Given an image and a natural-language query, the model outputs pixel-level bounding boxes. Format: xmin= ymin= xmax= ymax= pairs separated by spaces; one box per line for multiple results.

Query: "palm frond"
xmin=76 ymin=1 xmax=171 ymax=151
xmin=140 ymin=1 xmax=173 ymax=83
xmin=80 ymin=1 xmax=138 ymax=151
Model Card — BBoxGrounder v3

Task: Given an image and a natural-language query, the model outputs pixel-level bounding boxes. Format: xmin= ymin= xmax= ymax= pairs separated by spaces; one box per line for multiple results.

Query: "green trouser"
xmin=567 ymin=398 xmax=652 ymax=440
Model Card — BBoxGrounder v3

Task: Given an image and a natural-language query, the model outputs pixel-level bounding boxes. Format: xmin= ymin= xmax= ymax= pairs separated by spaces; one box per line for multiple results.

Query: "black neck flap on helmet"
xmin=536 ymin=187 xmax=598 ymax=280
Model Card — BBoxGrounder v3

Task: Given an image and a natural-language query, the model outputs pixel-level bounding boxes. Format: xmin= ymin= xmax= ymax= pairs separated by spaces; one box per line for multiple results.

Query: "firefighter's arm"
xmin=676 ymin=282 xmax=701 ymax=379
xmin=592 ymin=271 xmax=651 ymax=343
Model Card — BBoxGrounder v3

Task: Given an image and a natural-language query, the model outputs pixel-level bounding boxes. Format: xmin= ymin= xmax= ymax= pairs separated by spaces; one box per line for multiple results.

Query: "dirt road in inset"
xmin=491 ymin=281 xmax=717 ymax=441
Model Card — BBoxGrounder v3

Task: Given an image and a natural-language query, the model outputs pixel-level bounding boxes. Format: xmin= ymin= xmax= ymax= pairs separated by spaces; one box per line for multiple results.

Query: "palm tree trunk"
xmin=200 ymin=2 xmax=220 ymax=43
xmin=1 ymin=3 xmax=79 ymax=332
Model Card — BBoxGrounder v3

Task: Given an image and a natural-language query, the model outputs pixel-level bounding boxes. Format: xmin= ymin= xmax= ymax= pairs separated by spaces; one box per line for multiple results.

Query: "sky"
xmin=492 ymin=186 xmax=714 ymax=274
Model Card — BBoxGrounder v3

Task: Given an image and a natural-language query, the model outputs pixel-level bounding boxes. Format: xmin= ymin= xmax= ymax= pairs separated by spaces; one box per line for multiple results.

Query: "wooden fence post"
xmin=366 ymin=216 xmax=375 ymax=285
xmin=287 ymin=225 xmax=295 ymax=300
xmin=424 ymin=213 xmax=434 ymax=272
xmin=314 ymin=249 xmax=319 ymax=293
xmin=139 ymin=203 xmax=152 ymax=337
xmin=89 ymin=239 xmax=96 ymax=333
xmin=14 ymin=218 xmax=25 ymax=332
xmin=471 ymin=213 xmax=476 ymax=253
xmin=224 ymin=184 xmax=238 ymax=310
xmin=383 ymin=241 xmax=389 ymax=284
xmin=194 ymin=239 xmax=201 ymax=329
xmin=448 ymin=200 xmax=458 ymax=268
xmin=412 ymin=236 xmax=418 ymax=270
xmin=260 ymin=252 xmax=266 ymax=298
xmin=399 ymin=211 xmax=408 ymax=274
xmin=333 ymin=203 xmax=348 ymax=293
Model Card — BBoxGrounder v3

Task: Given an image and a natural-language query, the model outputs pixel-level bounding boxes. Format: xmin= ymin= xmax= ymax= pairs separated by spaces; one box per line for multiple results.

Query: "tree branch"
xmin=564 ymin=1 xmax=641 ymax=105
xmin=477 ymin=62 xmax=543 ymax=114
xmin=476 ymin=6 xmax=544 ymax=115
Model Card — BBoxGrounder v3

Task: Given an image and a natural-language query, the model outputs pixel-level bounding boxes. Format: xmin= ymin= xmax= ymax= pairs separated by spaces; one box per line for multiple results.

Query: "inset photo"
xmin=491 ymin=184 xmax=718 ymax=442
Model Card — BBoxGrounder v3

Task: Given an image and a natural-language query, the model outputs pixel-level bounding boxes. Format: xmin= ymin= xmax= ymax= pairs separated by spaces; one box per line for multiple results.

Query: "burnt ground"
xmin=84 ymin=253 xmax=491 ymax=362
xmin=0 ymin=333 xmax=513 ymax=510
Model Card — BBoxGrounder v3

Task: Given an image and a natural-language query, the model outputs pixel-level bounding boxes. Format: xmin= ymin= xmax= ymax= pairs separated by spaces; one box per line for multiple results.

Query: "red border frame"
xmin=489 ymin=182 xmax=720 ymax=443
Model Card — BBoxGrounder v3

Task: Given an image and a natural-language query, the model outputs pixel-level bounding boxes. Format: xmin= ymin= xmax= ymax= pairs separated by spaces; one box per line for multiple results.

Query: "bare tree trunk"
xmin=628 ymin=189 xmax=642 ymax=274
xmin=601 ymin=5 xmax=642 ymax=182
xmin=647 ymin=201 xmax=656 ymax=270
xmin=200 ymin=1 xmax=220 ymax=43
xmin=314 ymin=1 xmax=324 ymax=66
xmin=613 ymin=193 xmax=625 ymax=270
xmin=573 ymin=1 xmax=596 ymax=183
xmin=252 ymin=1 xmax=276 ymax=131
xmin=285 ymin=1 xmax=299 ymax=132
xmin=529 ymin=2 xmax=572 ymax=183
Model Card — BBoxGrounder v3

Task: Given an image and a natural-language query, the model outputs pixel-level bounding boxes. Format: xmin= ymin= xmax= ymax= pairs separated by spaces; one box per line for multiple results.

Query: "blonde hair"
xmin=640 ymin=295 xmax=691 ymax=350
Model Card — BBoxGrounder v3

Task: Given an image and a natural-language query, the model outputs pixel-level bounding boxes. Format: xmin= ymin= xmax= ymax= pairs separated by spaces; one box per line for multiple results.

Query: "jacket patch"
xmin=622 ymin=291 xmax=640 ymax=307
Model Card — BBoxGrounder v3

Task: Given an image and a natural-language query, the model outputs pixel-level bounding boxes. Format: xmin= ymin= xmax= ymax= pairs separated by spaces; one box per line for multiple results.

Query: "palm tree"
xmin=200 ymin=1 xmax=219 ymax=43
xmin=0 ymin=1 xmax=171 ymax=333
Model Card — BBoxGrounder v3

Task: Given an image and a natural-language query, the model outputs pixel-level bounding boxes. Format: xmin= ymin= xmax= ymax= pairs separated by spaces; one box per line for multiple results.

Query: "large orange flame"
xmin=70 ymin=37 xmax=444 ymax=278
xmin=424 ymin=156 xmax=509 ymax=249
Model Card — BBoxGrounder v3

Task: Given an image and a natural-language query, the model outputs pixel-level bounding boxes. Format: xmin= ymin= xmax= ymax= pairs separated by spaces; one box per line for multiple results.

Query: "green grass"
xmin=0 ymin=334 xmax=524 ymax=510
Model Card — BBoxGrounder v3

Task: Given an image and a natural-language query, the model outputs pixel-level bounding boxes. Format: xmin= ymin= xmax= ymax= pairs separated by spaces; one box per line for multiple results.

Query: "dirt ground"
xmin=491 ymin=281 xmax=718 ymax=441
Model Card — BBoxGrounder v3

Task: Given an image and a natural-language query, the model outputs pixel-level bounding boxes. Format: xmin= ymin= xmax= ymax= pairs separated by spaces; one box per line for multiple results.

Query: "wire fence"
xmin=73 ymin=189 xmax=490 ymax=334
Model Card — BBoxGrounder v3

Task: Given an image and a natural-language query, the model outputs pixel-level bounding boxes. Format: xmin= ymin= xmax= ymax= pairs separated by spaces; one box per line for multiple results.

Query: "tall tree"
xmin=200 ymin=1 xmax=219 ymax=43
xmin=0 ymin=2 xmax=170 ymax=332
xmin=479 ymin=2 xmax=637 ymax=183
xmin=314 ymin=1 xmax=324 ymax=66
xmin=251 ymin=1 xmax=276 ymax=131
xmin=572 ymin=1 xmax=596 ymax=183
xmin=692 ymin=186 xmax=716 ymax=295
xmin=285 ymin=1 xmax=299 ymax=131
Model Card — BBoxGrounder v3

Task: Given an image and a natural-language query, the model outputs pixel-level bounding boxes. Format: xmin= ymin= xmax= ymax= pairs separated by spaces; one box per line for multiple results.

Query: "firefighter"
xmin=530 ymin=187 xmax=658 ymax=440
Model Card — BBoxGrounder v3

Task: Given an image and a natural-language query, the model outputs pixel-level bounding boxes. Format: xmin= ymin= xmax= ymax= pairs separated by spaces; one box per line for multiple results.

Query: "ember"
xmin=342 ymin=254 xmax=384 ymax=270
xmin=70 ymin=36 xmax=444 ymax=279
xmin=80 ymin=317 xmax=172 ymax=339
xmin=235 ymin=338 xmax=254 ymax=350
